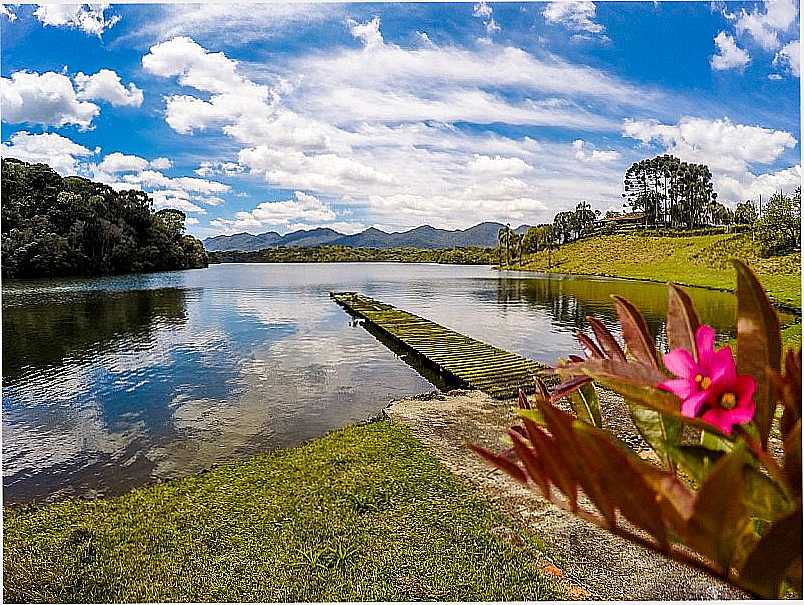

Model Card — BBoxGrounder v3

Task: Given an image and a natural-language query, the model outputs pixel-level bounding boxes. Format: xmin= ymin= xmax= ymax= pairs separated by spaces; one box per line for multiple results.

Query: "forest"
xmin=209 ymin=245 xmax=497 ymax=265
xmin=1 ymin=159 xmax=208 ymax=279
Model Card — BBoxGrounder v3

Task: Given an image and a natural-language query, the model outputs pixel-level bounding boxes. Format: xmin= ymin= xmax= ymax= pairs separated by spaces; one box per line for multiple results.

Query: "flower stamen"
xmin=720 ymin=392 xmax=737 ymax=410
xmin=700 ymin=376 xmax=712 ymax=390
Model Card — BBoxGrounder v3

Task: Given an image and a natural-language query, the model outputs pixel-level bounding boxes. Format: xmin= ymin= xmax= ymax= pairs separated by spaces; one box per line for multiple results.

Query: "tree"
xmin=1 ymin=159 xmax=209 ymax=278
xmin=734 ymin=201 xmax=758 ymax=225
xmin=755 ymin=187 xmax=801 ymax=257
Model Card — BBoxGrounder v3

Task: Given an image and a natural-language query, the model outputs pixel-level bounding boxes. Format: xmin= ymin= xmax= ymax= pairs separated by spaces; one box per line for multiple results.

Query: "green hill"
xmin=508 ymin=232 xmax=801 ymax=311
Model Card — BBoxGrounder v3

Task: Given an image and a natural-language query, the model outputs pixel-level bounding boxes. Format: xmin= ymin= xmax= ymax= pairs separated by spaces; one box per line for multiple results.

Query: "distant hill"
xmin=204 ymin=222 xmax=530 ymax=252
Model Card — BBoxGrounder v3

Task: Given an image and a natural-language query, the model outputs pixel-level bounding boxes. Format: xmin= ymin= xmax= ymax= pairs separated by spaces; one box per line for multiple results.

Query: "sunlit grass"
xmin=515 ymin=232 xmax=801 ymax=310
xmin=4 ymin=420 xmax=557 ymax=603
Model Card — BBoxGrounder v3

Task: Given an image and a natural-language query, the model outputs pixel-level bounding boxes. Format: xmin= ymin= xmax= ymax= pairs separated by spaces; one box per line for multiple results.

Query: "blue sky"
xmin=1 ymin=1 xmax=800 ymax=238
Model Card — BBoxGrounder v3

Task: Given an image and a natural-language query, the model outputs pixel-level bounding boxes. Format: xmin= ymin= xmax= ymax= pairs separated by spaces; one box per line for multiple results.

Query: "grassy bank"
xmin=4 ymin=420 xmax=558 ymax=603
xmin=509 ymin=233 xmax=801 ymax=310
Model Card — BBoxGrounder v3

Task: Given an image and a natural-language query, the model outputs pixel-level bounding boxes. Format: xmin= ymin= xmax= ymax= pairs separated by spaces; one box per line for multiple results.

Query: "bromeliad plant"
xmin=470 ymin=260 xmax=801 ymax=598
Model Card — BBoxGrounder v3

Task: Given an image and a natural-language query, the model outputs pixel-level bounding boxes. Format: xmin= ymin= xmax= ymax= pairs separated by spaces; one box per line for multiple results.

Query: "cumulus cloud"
xmin=711 ymin=31 xmax=751 ymax=70
xmin=622 ymin=116 xmax=796 ymax=174
xmin=209 ymin=191 xmax=336 ymax=233
xmin=773 ymin=39 xmax=801 ymax=76
xmin=623 ymin=116 xmax=799 ymax=203
xmin=1 ymin=71 xmax=99 ymax=130
xmin=1 ymin=131 xmax=96 ymax=175
xmin=572 ymin=139 xmax=620 ymax=162
xmin=468 ymin=154 xmax=533 ymax=175
xmin=150 ymin=157 xmax=172 ymax=170
xmin=98 ymin=152 xmax=149 ymax=174
xmin=75 ymin=69 xmax=144 ymax=107
xmin=347 ymin=16 xmax=384 ymax=48
xmin=543 ymin=1 xmax=604 ymax=34
xmin=731 ymin=0 xmax=798 ymax=51
xmin=150 ymin=190 xmax=206 ymax=214
xmin=195 ymin=160 xmax=244 ymax=177
xmin=33 ymin=3 xmax=121 ymax=37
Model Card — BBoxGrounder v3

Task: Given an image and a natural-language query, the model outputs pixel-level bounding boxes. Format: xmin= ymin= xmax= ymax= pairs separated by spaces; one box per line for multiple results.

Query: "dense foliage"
xmin=623 ymin=155 xmax=726 ymax=228
xmin=1 ymin=159 xmax=208 ymax=279
xmin=755 ymin=188 xmax=801 ymax=257
xmin=209 ymin=245 xmax=496 ymax=265
xmin=473 ymin=262 xmax=801 ymax=598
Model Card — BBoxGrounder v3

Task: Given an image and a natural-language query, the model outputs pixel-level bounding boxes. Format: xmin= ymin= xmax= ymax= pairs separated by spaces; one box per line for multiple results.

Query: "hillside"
xmin=510 ymin=232 xmax=801 ymax=310
xmin=203 ymin=222 xmax=529 ymax=252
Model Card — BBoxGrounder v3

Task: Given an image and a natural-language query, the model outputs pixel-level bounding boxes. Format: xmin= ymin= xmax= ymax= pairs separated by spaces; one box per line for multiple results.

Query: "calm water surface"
xmin=3 ymin=263 xmax=787 ymax=504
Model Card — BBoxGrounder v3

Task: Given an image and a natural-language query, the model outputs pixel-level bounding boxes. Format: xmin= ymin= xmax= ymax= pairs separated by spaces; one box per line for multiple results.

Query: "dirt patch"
xmin=385 ymin=389 xmax=746 ymax=600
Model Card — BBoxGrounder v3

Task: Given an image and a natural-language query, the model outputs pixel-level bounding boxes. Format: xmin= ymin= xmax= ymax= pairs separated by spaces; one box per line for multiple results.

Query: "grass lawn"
xmin=512 ymin=233 xmax=801 ymax=311
xmin=4 ymin=420 xmax=559 ymax=603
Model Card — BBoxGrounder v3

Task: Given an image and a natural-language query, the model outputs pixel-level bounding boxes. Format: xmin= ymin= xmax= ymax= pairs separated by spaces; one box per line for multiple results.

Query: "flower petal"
xmin=695 ymin=325 xmax=716 ymax=364
xmin=735 ymin=373 xmax=757 ymax=402
xmin=681 ymin=390 xmax=710 ymax=417
xmin=663 ymin=348 xmax=698 ymax=379
xmin=708 ymin=347 xmax=737 ymax=393
xmin=658 ymin=378 xmax=696 ymax=400
xmin=700 ymin=408 xmax=736 ymax=435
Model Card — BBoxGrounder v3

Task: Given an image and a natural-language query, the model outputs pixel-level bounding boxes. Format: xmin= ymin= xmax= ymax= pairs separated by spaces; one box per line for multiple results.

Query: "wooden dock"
xmin=331 ymin=292 xmax=544 ymax=399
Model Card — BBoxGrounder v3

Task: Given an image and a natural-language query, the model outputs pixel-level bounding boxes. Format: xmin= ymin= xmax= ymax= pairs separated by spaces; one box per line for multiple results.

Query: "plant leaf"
xmin=666 ymin=284 xmax=701 ymax=361
xmin=739 ymin=507 xmax=802 ymax=598
xmin=783 ymin=419 xmax=801 ymax=496
xmin=466 ymin=444 xmax=527 ymax=484
xmin=569 ymin=381 xmax=603 ymax=427
xmin=686 ymin=443 xmax=751 ymax=571
xmin=613 ymin=295 xmax=661 ymax=369
xmin=587 ymin=316 xmax=626 ymax=362
xmin=733 ymin=260 xmax=782 ymax=448
xmin=577 ymin=331 xmax=604 ymax=359
xmin=627 ymin=403 xmax=680 ymax=472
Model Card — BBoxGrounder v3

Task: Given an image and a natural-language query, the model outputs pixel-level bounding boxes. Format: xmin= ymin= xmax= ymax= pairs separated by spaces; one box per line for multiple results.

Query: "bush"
xmin=756 ymin=188 xmax=801 ymax=257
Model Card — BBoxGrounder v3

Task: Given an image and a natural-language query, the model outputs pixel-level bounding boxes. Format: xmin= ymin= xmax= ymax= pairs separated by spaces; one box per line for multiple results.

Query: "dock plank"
xmin=331 ymin=292 xmax=544 ymax=399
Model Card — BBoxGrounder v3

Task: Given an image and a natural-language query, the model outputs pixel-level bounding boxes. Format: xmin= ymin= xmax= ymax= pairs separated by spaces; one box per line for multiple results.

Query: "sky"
xmin=0 ymin=1 xmax=800 ymax=238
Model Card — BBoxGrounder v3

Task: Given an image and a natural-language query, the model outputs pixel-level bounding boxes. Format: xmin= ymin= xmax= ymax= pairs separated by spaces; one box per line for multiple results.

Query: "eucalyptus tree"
xmin=734 ymin=201 xmax=758 ymax=225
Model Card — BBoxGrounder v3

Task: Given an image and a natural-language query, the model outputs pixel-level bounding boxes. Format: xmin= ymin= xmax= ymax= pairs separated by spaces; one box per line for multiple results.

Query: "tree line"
xmin=2 ymin=159 xmax=208 ymax=279
xmin=501 ymin=154 xmax=800 ymax=265
xmin=209 ymin=245 xmax=497 ymax=265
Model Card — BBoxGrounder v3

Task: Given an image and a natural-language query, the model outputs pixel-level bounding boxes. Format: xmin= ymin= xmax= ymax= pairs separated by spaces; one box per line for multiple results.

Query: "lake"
xmin=2 ymin=262 xmax=787 ymax=505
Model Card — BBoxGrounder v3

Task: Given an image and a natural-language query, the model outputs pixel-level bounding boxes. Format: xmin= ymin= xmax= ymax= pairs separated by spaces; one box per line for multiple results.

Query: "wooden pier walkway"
xmin=331 ymin=292 xmax=544 ymax=399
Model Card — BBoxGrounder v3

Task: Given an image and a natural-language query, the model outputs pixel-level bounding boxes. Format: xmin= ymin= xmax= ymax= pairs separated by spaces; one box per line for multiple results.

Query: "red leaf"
xmin=577 ymin=331 xmax=604 ymax=359
xmin=613 ymin=295 xmax=661 ymax=369
xmin=467 ymin=444 xmax=527 ymax=484
xmin=666 ymin=284 xmax=701 ymax=361
xmin=587 ymin=317 xmax=626 ymax=362
xmin=733 ymin=260 xmax=782 ymax=448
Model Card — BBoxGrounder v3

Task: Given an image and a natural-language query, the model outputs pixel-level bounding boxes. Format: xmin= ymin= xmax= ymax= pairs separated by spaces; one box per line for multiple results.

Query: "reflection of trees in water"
xmin=493 ymin=276 xmax=742 ymax=346
xmin=3 ymin=288 xmax=189 ymax=382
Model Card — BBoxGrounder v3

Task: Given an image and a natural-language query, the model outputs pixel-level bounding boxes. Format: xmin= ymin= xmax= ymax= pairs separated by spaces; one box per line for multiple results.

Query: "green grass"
xmin=4 ymin=420 xmax=558 ymax=603
xmin=513 ymin=233 xmax=801 ymax=310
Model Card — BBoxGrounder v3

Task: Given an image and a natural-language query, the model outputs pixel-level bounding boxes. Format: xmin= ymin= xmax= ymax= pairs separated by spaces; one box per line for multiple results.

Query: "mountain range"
xmin=203 ymin=222 xmax=530 ymax=252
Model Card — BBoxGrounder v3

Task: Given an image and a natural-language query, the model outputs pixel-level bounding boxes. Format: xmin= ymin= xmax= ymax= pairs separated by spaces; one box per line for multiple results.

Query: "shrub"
xmin=755 ymin=188 xmax=801 ymax=257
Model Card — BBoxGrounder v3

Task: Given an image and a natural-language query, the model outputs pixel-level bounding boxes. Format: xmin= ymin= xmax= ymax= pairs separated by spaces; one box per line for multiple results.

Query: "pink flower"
xmin=658 ymin=325 xmax=755 ymax=435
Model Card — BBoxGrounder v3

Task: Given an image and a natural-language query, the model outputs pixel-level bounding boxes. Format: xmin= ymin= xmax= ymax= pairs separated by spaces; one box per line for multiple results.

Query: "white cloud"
xmin=150 ymin=157 xmax=172 ymax=170
xmin=98 ymin=152 xmax=149 ymax=174
xmin=1 ymin=131 xmax=96 ymax=175
xmin=716 ymin=164 xmax=802 ymax=202
xmin=195 ymin=160 xmax=244 ymax=177
xmin=210 ymin=191 xmax=337 ymax=233
xmin=473 ymin=2 xmax=500 ymax=35
xmin=74 ymin=69 xmax=144 ymax=107
xmin=185 ymin=217 xmax=200 ymax=226
xmin=33 ymin=3 xmax=121 ymax=37
xmin=1 ymin=71 xmax=99 ymax=130
xmin=731 ymin=0 xmax=798 ymax=51
xmin=573 ymin=139 xmax=620 ymax=162
xmin=198 ymin=196 xmax=225 ymax=207
xmin=124 ymin=3 xmax=340 ymax=46
xmin=347 ymin=16 xmax=384 ymax=49
xmin=622 ymin=116 xmax=797 ymax=174
xmin=1 ymin=4 xmax=16 ymax=21
xmin=468 ymin=154 xmax=533 ymax=176
xmin=150 ymin=190 xmax=206 ymax=214
xmin=774 ymin=39 xmax=801 ymax=76
xmin=123 ymin=169 xmax=230 ymax=195
xmin=543 ymin=1 xmax=604 ymax=34
xmin=710 ymin=31 xmax=750 ymax=70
